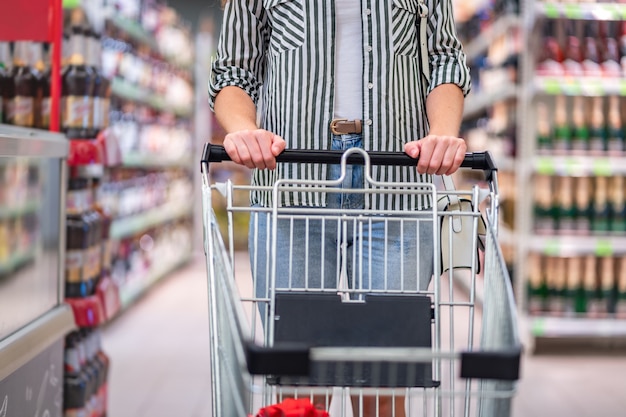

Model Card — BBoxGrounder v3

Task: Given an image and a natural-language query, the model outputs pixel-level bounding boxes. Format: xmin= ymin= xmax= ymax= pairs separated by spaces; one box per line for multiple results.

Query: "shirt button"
xmin=365 ymin=8 xmax=371 ymax=15
xmin=367 ymin=83 xmax=374 ymax=89
xmin=365 ymin=119 xmax=373 ymax=126
xmin=366 ymin=45 xmax=373 ymax=52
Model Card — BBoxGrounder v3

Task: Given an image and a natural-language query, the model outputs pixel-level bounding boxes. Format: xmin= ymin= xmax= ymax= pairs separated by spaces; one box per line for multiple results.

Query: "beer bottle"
xmin=62 ymin=22 xmax=94 ymax=138
xmin=0 ymin=42 xmax=11 ymax=124
xmin=11 ymin=41 xmax=36 ymax=127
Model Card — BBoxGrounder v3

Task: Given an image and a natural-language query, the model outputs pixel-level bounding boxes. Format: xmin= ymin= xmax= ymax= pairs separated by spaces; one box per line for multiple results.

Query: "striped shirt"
xmin=208 ymin=0 xmax=471 ymax=210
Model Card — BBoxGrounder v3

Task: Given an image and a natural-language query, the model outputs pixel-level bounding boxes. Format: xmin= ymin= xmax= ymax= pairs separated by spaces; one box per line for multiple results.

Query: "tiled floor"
xmin=102 ymin=252 xmax=626 ymax=417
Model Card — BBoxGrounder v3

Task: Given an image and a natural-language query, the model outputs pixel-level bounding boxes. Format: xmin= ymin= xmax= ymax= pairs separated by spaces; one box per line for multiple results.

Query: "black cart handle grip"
xmin=201 ymin=143 xmax=497 ymax=172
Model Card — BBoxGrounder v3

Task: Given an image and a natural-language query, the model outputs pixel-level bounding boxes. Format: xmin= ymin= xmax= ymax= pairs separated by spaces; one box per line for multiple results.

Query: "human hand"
xmin=404 ymin=135 xmax=467 ymax=175
xmin=223 ymin=129 xmax=286 ymax=170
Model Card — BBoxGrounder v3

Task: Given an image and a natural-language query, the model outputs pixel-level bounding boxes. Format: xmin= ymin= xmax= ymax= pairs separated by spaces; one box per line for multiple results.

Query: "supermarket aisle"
xmin=102 ymin=253 xmax=626 ymax=417
xmin=101 ymin=253 xmax=212 ymax=417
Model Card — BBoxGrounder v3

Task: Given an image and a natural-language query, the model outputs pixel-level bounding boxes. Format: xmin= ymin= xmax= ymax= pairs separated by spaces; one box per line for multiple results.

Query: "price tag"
xmin=541 ymin=78 xmax=562 ymax=95
xmin=619 ymin=79 xmax=626 ymax=96
xmin=531 ymin=318 xmax=546 ymax=336
xmin=595 ymin=239 xmax=613 ymax=257
xmin=542 ymin=3 xmax=560 ymax=18
xmin=536 ymin=158 xmax=556 ymax=175
xmin=582 ymin=79 xmax=604 ymax=96
xmin=544 ymin=239 xmax=561 ymax=256
xmin=563 ymin=3 xmax=583 ymax=19
xmin=592 ymin=158 xmax=612 ymax=176
xmin=563 ymin=158 xmax=579 ymax=176
xmin=562 ymin=79 xmax=583 ymax=96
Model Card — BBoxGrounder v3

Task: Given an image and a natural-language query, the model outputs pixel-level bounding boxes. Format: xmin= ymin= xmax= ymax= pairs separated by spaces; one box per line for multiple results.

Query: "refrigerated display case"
xmin=0 ymin=124 xmax=75 ymax=416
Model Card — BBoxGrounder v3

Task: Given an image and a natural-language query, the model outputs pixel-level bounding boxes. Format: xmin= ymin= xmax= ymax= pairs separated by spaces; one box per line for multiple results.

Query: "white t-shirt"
xmin=333 ymin=0 xmax=363 ymax=121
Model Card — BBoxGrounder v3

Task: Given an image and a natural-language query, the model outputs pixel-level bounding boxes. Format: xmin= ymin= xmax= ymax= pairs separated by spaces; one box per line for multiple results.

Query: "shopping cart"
xmin=200 ymin=144 xmax=521 ymax=417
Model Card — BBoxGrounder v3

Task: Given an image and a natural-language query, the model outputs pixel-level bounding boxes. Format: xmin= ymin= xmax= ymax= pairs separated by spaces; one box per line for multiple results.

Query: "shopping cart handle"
xmin=201 ymin=144 xmax=497 ymax=172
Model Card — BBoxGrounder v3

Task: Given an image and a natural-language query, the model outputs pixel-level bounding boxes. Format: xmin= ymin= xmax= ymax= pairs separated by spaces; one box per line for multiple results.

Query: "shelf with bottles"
xmin=99 ymin=168 xmax=193 ymax=240
xmin=110 ymin=218 xmax=193 ymax=309
xmin=463 ymin=14 xmax=521 ymax=62
xmin=63 ymin=328 xmax=110 ymax=417
xmin=103 ymin=7 xmax=193 ymax=71
xmin=101 ymin=21 xmax=194 ymax=120
xmin=535 ymin=18 xmax=624 ymax=85
xmin=533 ymin=172 xmax=625 ymax=236
xmin=534 ymin=1 xmax=626 ymax=21
xmin=526 ymin=252 xmax=626 ymax=335
xmin=109 ymin=76 xmax=192 ymax=118
xmin=108 ymin=95 xmax=193 ymax=168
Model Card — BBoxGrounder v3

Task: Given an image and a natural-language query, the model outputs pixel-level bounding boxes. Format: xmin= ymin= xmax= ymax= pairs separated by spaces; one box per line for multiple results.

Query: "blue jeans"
xmin=249 ymin=134 xmax=434 ymax=320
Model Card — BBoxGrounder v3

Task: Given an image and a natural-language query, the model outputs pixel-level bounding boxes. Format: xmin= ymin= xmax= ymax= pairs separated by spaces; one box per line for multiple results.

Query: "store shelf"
xmin=533 ymin=155 xmax=626 ymax=176
xmin=463 ymin=83 xmax=518 ymax=119
xmin=530 ymin=315 xmax=626 ymax=338
xmin=533 ymin=76 xmax=626 ymax=97
xmin=118 ymin=254 xmax=191 ymax=309
xmin=529 ymin=235 xmax=626 ymax=257
xmin=464 ymin=14 xmax=520 ymax=61
xmin=534 ymin=2 xmax=626 ymax=21
xmin=121 ymin=152 xmax=193 ymax=168
xmin=0 ymin=200 xmax=39 ymax=220
xmin=0 ymin=248 xmax=38 ymax=276
xmin=107 ymin=16 xmax=192 ymax=70
xmin=109 ymin=202 xmax=193 ymax=240
xmin=110 ymin=77 xmax=193 ymax=118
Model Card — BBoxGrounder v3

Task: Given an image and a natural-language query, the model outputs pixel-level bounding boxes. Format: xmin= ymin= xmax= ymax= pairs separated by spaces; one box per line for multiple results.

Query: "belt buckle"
xmin=330 ymin=118 xmax=347 ymax=135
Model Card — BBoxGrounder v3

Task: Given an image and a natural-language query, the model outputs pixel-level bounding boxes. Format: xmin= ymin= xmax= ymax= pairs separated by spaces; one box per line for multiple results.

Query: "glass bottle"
xmin=11 ymin=41 xmax=37 ymax=127
xmin=62 ymin=24 xmax=94 ymax=138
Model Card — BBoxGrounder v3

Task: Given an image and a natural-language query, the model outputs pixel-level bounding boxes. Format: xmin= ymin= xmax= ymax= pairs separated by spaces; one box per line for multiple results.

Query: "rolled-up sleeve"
xmin=426 ymin=0 xmax=471 ymax=97
xmin=207 ymin=0 xmax=269 ymax=110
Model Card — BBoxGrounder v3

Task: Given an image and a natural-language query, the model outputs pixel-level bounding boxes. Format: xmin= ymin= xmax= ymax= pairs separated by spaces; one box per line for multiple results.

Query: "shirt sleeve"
xmin=207 ymin=0 xmax=269 ymax=110
xmin=425 ymin=0 xmax=472 ymax=97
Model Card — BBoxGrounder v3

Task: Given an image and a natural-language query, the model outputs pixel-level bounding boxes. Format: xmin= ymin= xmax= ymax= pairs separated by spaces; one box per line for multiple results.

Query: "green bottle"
xmin=609 ymin=176 xmax=626 ymax=233
xmin=616 ymin=256 xmax=626 ymax=318
xmin=534 ymin=175 xmax=556 ymax=234
xmin=556 ymin=176 xmax=576 ymax=234
xmin=592 ymin=176 xmax=611 ymax=233
xmin=566 ymin=256 xmax=583 ymax=315
xmin=536 ymin=102 xmax=552 ymax=154
xmin=571 ymin=96 xmax=590 ymax=154
xmin=553 ymin=96 xmax=571 ymax=154
xmin=527 ymin=252 xmax=548 ymax=314
xmin=606 ymin=96 xmax=624 ymax=155
xmin=588 ymin=97 xmax=606 ymax=155
xmin=600 ymin=256 xmax=616 ymax=315
xmin=574 ymin=176 xmax=593 ymax=234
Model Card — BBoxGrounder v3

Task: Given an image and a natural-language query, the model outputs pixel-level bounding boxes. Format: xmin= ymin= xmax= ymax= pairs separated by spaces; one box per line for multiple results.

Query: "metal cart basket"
xmin=201 ymin=144 xmax=521 ymax=417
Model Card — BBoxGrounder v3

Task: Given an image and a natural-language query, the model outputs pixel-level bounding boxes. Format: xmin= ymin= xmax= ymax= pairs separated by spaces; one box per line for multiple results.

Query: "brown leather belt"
xmin=330 ymin=119 xmax=362 ymax=135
